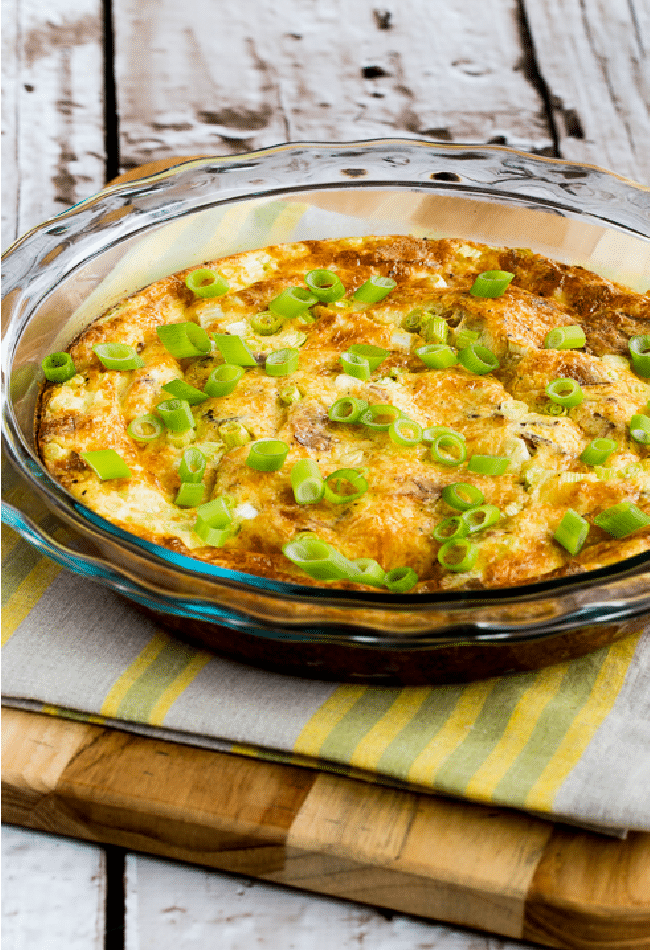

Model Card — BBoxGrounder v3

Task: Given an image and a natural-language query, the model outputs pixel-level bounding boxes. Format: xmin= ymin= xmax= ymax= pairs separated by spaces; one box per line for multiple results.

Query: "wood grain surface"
xmin=3 ymin=0 xmax=648 ymax=250
xmin=3 ymin=708 xmax=650 ymax=950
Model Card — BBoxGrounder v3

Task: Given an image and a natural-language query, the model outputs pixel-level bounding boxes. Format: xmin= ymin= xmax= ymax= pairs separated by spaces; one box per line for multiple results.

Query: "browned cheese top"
xmin=37 ymin=236 xmax=650 ymax=592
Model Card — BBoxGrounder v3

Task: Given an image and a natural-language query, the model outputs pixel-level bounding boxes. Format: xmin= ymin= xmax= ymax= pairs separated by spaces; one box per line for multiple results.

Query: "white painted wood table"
xmin=2 ymin=0 xmax=648 ymax=947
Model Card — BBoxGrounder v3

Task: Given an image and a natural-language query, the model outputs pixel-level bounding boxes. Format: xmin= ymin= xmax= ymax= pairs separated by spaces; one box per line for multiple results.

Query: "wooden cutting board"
xmin=3 ymin=708 xmax=650 ymax=950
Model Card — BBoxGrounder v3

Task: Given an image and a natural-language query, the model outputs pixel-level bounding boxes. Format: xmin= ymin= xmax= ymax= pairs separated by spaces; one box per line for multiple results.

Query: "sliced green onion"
xmin=581 ymin=438 xmax=618 ymax=466
xmin=402 ymin=309 xmax=423 ymax=332
xmin=339 ymin=351 xmax=371 ymax=380
xmin=219 ymin=421 xmax=251 ymax=448
xmin=328 ymin=396 xmax=369 ymax=424
xmin=360 ymin=404 xmax=401 ymax=431
xmin=268 ymin=287 xmax=317 ymax=318
xmin=42 ymin=352 xmax=76 ymax=383
xmin=290 ymin=459 xmax=325 ymax=505
xmin=429 ymin=432 xmax=467 ymax=467
xmin=467 ymin=454 xmax=509 ymax=476
xmin=432 ymin=516 xmax=467 ymax=543
xmin=179 ymin=447 xmax=206 ymax=483
xmin=174 ymin=482 xmax=206 ymax=507
xmin=279 ymin=383 xmax=302 ymax=406
xmin=458 ymin=343 xmax=500 ymax=375
xmin=81 ymin=449 xmax=131 ymax=480
xmin=282 ymin=536 xmax=353 ymax=581
xmin=162 ymin=379 xmax=209 ymax=404
xmin=196 ymin=496 xmax=232 ymax=529
xmin=389 ymin=417 xmax=423 ymax=447
xmin=304 ymin=269 xmax=346 ymax=302
xmin=185 ymin=268 xmax=229 ymax=298
xmin=194 ymin=521 xmax=232 ymax=546
xmin=155 ymin=398 xmax=195 ymax=432
xmin=246 ymin=439 xmax=289 ymax=471
xmin=544 ymin=325 xmax=586 ymax=350
xmin=203 ymin=363 xmax=245 ymax=397
xmin=554 ymin=509 xmax=589 ymax=555
xmin=349 ymin=558 xmax=386 ymax=586
xmin=629 ymin=335 xmax=650 ymax=377
xmin=422 ymin=315 xmax=449 ymax=345
xmin=437 ymin=538 xmax=479 ymax=572
xmin=353 ymin=274 xmax=397 ymax=304
xmin=250 ymin=311 xmax=285 ymax=335
xmin=416 ymin=344 xmax=457 ymax=370
xmin=385 ymin=566 xmax=419 ymax=593
xmin=347 ymin=344 xmax=388 ymax=370
xmin=593 ymin=502 xmax=650 ymax=538
xmin=441 ymin=482 xmax=484 ymax=511
xmin=266 ymin=348 xmax=300 ymax=376
xmin=213 ymin=334 xmax=257 ymax=366
xmin=156 ymin=322 xmax=212 ymax=358
xmin=630 ymin=413 xmax=650 ymax=445
xmin=422 ymin=426 xmax=465 ymax=444
xmin=94 ymin=342 xmax=144 ymax=371
xmin=323 ymin=468 xmax=368 ymax=504
xmin=128 ymin=413 xmax=164 ymax=443
xmin=461 ymin=504 xmax=500 ymax=534
xmin=546 ymin=378 xmax=584 ymax=407
xmin=469 ymin=270 xmax=514 ymax=298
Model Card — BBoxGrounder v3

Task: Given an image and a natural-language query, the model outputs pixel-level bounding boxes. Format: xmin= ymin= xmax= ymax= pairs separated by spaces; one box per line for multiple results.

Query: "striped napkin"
xmin=3 ymin=194 xmax=649 ymax=833
xmin=3 ymin=470 xmax=649 ymax=833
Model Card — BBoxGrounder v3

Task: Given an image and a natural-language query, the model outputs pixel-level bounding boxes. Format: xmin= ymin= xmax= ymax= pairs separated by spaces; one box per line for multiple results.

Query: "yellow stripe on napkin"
xmin=101 ymin=632 xmax=172 ymax=717
xmin=462 ymin=663 xmax=569 ymax=801
xmin=405 ymin=678 xmax=498 ymax=785
xmin=147 ymin=650 xmax=212 ymax=726
xmin=293 ymin=686 xmax=370 ymax=757
xmin=524 ymin=633 xmax=641 ymax=812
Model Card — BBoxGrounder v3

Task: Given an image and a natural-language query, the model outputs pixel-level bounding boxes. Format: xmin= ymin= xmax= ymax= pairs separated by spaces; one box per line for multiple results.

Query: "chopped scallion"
xmin=437 ymin=538 xmax=479 ymax=572
xmin=94 ymin=342 xmax=144 ymax=371
xmin=185 ymin=268 xmax=229 ymax=298
xmin=213 ymin=334 xmax=257 ymax=366
xmin=581 ymin=438 xmax=617 ymax=466
xmin=553 ymin=509 xmax=589 ymax=555
xmin=156 ymin=322 xmax=212 ymax=358
xmin=268 ymin=287 xmax=317 ymax=318
xmin=328 ymin=396 xmax=369 ymax=424
xmin=630 ymin=413 xmax=650 ymax=445
xmin=545 ymin=377 xmax=584 ymax=407
xmin=593 ymin=502 xmax=650 ymax=538
xmin=175 ymin=482 xmax=206 ymax=507
xmin=42 ymin=352 xmax=76 ymax=383
xmin=469 ymin=270 xmax=514 ymax=298
xmin=250 ymin=311 xmax=285 ymax=336
xmin=290 ymin=459 xmax=325 ymax=505
xmin=416 ymin=344 xmax=457 ymax=370
xmin=265 ymin=348 xmax=300 ymax=376
xmin=323 ymin=468 xmax=368 ymax=504
xmin=203 ymin=363 xmax=245 ymax=398
xmin=81 ymin=449 xmax=131 ymax=480
xmin=347 ymin=344 xmax=388 ymax=370
xmin=429 ymin=432 xmax=467 ymax=467
xmin=441 ymin=482 xmax=484 ymax=511
xmin=162 ymin=378 xmax=209 ymax=404
xmin=246 ymin=439 xmax=289 ymax=471
xmin=360 ymin=404 xmax=401 ymax=431
xmin=339 ymin=351 xmax=371 ymax=380
xmin=353 ymin=274 xmax=396 ymax=304
xmin=458 ymin=343 xmax=499 ymax=375
xmin=304 ymin=269 xmax=345 ymax=302
xmin=128 ymin=414 xmax=164 ymax=443
xmin=467 ymin=454 xmax=509 ymax=476
xmin=155 ymin=398 xmax=195 ymax=432
xmin=178 ymin=447 xmax=206 ymax=483
xmin=388 ymin=417 xmax=423 ymax=447
xmin=384 ymin=566 xmax=419 ymax=593
xmin=544 ymin=325 xmax=586 ymax=350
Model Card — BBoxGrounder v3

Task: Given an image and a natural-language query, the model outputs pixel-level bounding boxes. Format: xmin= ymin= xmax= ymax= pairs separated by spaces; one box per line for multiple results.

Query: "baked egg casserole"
xmin=37 ymin=236 xmax=650 ymax=592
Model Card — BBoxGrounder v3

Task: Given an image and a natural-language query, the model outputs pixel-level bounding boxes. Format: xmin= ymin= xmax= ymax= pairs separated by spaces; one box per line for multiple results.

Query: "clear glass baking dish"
xmin=3 ymin=140 xmax=649 ymax=683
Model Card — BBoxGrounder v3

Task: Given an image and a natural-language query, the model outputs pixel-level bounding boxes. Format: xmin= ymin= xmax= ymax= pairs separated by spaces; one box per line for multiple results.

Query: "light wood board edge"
xmin=3 ymin=709 xmax=650 ymax=949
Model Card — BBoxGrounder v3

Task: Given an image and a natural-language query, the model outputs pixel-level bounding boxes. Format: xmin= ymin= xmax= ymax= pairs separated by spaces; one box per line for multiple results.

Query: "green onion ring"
xmin=388 ymin=417 xmax=423 ymax=447
xmin=265 ymin=348 xmax=300 ymax=377
xmin=328 ymin=396 xmax=369 ymax=424
xmin=203 ymin=363 xmax=245 ymax=398
xmin=580 ymin=438 xmax=617 ymax=466
xmin=250 ymin=311 xmax=285 ymax=335
xmin=268 ymin=287 xmax=318 ymax=318
xmin=94 ymin=342 xmax=144 ymax=371
xmin=174 ymin=482 xmax=206 ymax=507
xmin=353 ymin=274 xmax=396 ymax=304
xmin=441 ymin=482 xmax=484 ymax=511
xmin=360 ymin=404 xmax=402 ymax=431
xmin=416 ymin=344 xmax=457 ymax=370
xmin=437 ymin=538 xmax=479 ymax=572
xmin=461 ymin=504 xmax=500 ymax=534
xmin=431 ymin=516 xmax=467 ymax=543
xmin=213 ymin=334 xmax=257 ymax=367
xmin=544 ymin=325 xmax=586 ymax=350
xmin=156 ymin=322 xmax=212 ymax=359
xmin=429 ymin=432 xmax=467 ymax=467
xmin=469 ymin=270 xmax=514 ymax=298
xmin=162 ymin=378 xmax=209 ymax=404
xmin=323 ymin=468 xmax=368 ymax=504
xmin=545 ymin=377 xmax=584 ymax=407
xmin=290 ymin=459 xmax=325 ymax=505
xmin=246 ymin=439 xmax=289 ymax=472
xmin=385 ymin=566 xmax=419 ymax=593
xmin=458 ymin=343 xmax=500 ymax=375
xmin=42 ymin=352 xmax=76 ymax=383
xmin=185 ymin=268 xmax=229 ymax=299
xmin=155 ymin=398 xmax=195 ymax=432
xmin=593 ymin=502 xmax=650 ymax=538
xmin=467 ymin=454 xmax=509 ymax=476
xmin=128 ymin=413 xmax=164 ymax=443
xmin=178 ymin=447 xmax=206 ymax=483
xmin=304 ymin=269 xmax=346 ymax=302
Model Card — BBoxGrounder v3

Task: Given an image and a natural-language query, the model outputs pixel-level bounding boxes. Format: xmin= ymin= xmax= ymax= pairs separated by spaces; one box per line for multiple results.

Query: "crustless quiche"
xmin=37 ymin=236 xmax=650 ymax=592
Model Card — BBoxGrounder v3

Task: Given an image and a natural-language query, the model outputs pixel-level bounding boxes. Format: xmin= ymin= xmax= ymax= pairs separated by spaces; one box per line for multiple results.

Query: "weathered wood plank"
xmin=114 ymin=0 xmax=553 ymax=170
xmin=524 ymin=0 xmax=650 ymax=185
xmin=1 ymin=824 xmax=106 ymax=950
xmin=124 ymin=853 xmax=537 ymax=950
xmin=0 ymin=0 xmax=105 ymax=250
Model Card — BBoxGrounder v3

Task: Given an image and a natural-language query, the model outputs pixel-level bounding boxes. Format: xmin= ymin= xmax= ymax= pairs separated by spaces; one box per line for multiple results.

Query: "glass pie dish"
xmin=2 ymin=140 xmax=649 ymax=683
